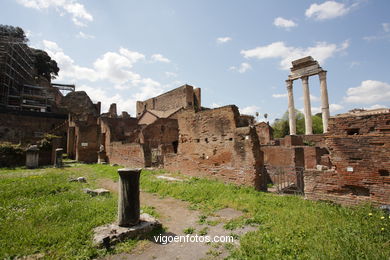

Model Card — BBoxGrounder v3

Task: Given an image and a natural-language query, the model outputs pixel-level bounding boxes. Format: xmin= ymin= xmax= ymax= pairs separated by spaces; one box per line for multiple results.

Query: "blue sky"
xmin=2 ymin=0 xmax=390 ymax=121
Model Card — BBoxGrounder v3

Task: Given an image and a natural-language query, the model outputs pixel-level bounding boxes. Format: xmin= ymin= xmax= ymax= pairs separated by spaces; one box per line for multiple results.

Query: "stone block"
xmin=93 ymin=213 xmax=161 ymax=248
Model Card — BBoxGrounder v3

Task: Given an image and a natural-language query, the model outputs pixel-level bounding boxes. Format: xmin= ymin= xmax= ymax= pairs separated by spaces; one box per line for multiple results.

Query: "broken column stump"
xmin=26 ymin=145 xmax=39 ymax=169
xmin=54 ymin=148 xmax=63 ymax=168
xmin=118 ymin=168 xmax=141 ymax=227
xmin=92 ymin=168 xmax=161 ymax=248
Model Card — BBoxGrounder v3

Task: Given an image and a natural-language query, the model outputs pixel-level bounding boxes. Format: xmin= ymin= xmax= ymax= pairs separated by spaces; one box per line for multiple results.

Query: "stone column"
xmin=26 ymin=145 xmax=39 ymax=169
xmin=319 ymin=71 xmax=330 ymax=133
xmin=118 ymin=168 xmax=141 ymax=227
xmin=301 ymin=76 xmax=313 ymax=135
xmin=286 ymin=80 xmax=296 ymax=135
xmin=54 ymin=148 xmax=63 ymax=168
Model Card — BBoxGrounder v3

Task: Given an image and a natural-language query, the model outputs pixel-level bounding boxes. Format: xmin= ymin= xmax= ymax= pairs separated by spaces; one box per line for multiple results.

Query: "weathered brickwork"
xmin=136 ymin=85 xmax=200 ymax=117
xmin=141 ymin=118 xmax=179 ymax=167
xmin=65 ymin=92 xmax=100 ymax=163
xmin=107 ymin=142 xmax=145 ymax=167
xmin=0 ymin=108 xmax=67 ymax=145
xmin=164 ymin=106 xmax=265 ymax=190
xmin=304 ymin=112 xmax=390 ymax=206
xmin=255 ymin=122 xmax=273 ymax=145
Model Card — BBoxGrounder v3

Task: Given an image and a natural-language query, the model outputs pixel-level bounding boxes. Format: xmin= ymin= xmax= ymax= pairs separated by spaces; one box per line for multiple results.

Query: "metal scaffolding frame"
xmin=0 ymin=35 xmax=34 ymax=110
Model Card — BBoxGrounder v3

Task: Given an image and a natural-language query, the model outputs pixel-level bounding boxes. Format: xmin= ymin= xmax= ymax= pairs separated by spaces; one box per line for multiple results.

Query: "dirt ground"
xmin=98 ymin=178 xmax=258 ymax=260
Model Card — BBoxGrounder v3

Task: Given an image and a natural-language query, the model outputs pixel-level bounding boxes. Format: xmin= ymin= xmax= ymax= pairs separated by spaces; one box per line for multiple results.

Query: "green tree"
xmin=272 ymin=110 xmax=323 ymax=138
xmin=0 ymin=24 xmax=28 ymax=42
xmin=30 ymin=48 xmax=60 ymax=81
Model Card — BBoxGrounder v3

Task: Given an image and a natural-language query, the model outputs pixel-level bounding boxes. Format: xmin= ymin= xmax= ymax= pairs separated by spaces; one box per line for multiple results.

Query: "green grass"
xmin=0 ymin=164 xmax=389 ymax=259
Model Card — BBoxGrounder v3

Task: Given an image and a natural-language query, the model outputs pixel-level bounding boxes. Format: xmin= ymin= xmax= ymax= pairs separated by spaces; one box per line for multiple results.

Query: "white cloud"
xmin=366 ymin=22 xmax=390 ymax=41
xmin=210 ymin=103 xmax=222 ymax=108
xmin=43 ymin=40 xmax=97 ymax=81
xmin=216 ymin=37 xmax=232 ymax=44
xmin=241 ymin=40 xmax=349 ymax=70
xmin=330 ymin=103 xmax=344 ymax=113
xmin=76 ymin=31 xmax=95 ymax=39
xmin=273 ymin=17 xmax=297 ymax=29
xmin=43 ymin=40 xmax=62 ymax=52
xmin=165 ymin=72 xmax=177 ymax=78
xmin=151 ymin=54 xmax=170 ymax=63
xmin=229 ymin=62 xmax=252 ymax=73
xmin=93 ymin=51 xmax=141 ymax=84
xmin=42 ymin=40 xmax=168 ymax=112
xmin=364 ymin=104 xmax=388 ymax=110
xmin=272 ymin=93 xmax=287 ymax=98
xmin=349 ymin=61 xmax=360 ymax=68
xmin=239 ymin=105 xmax=260 ymax=116
xmin=119 ymin=48 xmax=145 ymax=64
xmin=382 ymin=23 xmax=390 ymax=32
xmin=41 ymin=40 xmax=183 ymax=115
xmin=305 ymin=1 xmax=350 ymax=20
xmin=344 ymin=80 xmax=390 ymax=104
xmin=16 ymin=0 xmax=93 ymax=26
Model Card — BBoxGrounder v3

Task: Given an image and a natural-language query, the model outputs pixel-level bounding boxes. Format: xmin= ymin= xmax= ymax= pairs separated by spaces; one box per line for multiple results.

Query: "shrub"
xmin=0 ymin=143 xmax=25 ymax=168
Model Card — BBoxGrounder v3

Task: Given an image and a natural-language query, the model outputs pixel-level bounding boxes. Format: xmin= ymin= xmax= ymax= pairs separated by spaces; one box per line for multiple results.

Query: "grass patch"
xmin=0 ymin=165 xmax=129 ymax=259
xmin=1 ymin=163 xmax=389 ymax=259
xmin=183 ymin=227 xmax=195 ymax=235
xmin=198 ymin=227 xmax=209 ymax=236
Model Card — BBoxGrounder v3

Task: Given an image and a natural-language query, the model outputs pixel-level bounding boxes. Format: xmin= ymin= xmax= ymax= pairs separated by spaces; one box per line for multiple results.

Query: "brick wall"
xmin=0 ymin=108 xmax=67 ymax=145
xmin=261 ymin=145 xmax=304 ymax=185
xmin=107 ymin=142 xmax=145 ymax=167
xmin=74 ymin=117 xmax=99 ymax=163
xmin=304 ymin=113 xmax=390 ymax=206
xmin=136 ymin=85 xmax=200 ymax=116
xmin=164 ymin=106 xmax=265 ymax=190
xmin=255 ymin=122 xmax=273 ymax=145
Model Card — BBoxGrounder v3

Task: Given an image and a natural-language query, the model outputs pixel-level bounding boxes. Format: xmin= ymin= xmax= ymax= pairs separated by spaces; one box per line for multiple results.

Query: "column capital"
xmin=301 ymin=76 xmax=309 ymax=83
xmin=285 ymin=79 xmax=293 ymax=89
xmin=319 ymin=70 xmax=327 ymax=80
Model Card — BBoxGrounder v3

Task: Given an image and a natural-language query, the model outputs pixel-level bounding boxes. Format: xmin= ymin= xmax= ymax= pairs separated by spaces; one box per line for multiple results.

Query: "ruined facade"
xmin=286 ymin=56 xmax=330 ymax=134
xmin=136 ymin=84 xmax=201 ymax=117
xmin=164 ymin=105 xmax=265 ymax=189
xmin=62 ymin=81 xmax=389 ymax=206
xmin=304 ymin=109 xmax=390 ymax=206
xmin=64 ymin=91 xmax=101 ymax=163
xmin=1 ymin=42 xmax=388 ymax=206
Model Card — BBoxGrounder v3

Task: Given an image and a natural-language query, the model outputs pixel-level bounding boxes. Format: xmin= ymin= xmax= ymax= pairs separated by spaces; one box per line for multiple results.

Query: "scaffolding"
xmin=0 ymin=35 xmax=34 ymax=110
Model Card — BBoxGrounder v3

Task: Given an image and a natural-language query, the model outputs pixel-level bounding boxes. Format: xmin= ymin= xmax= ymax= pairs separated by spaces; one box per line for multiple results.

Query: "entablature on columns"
xmin=287 ymin=56 xmax=325 ymax=81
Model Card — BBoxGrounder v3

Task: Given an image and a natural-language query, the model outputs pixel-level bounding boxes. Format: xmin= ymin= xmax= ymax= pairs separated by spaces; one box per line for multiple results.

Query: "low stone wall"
xmin=108 ymin=142 xmax=145 ymax=168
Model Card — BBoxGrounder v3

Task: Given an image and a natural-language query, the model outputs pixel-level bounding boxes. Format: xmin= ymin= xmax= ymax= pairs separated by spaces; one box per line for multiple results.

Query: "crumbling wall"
xmin=261 ymin=145 xmax=304 ymax=185
xmin=141 ymin=118 xmax=179 ymax=167
xmin=136 ymin=85 xmax=200 ymax=116
xmin=164 ymin=105 xmax=265 ymax=190
xmin=0 ymin=108 xmax=67 ymax=145
xmin=74 ymin=116 xmax=99 ymax=163
xmin=64 ymin=91 xmax=100 ymax=162
xmin=107 ymin=142 xmax=145 ymax=167
xmin=61 ymin=91 xmax=99 ymax=120
xmin=255 ymin=122 xmax=273 ymax=145
xmin=304 ymin=113 xmax=390 ymax=205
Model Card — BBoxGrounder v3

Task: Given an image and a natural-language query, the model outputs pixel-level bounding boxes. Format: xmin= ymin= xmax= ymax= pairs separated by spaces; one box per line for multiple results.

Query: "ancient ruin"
xmin=0 ymin=31 xmax=389 ymax=207
xmin=93 ymin=168 xmax=161 ymax=248
xmin=286 ymin=56 xmax=330 ymax=134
